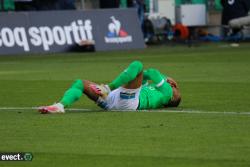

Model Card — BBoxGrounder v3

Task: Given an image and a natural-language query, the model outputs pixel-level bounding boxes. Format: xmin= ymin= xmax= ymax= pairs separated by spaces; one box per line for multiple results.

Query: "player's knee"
xmin=128 ymin=61 xmax=143 ymax=80
xmin=120 ymin=61 xmax=143 ymax=88
xmin=130 ymin=60 xmax=143 ymax=73
xmin=146 ymin=68 xmax=160 ymax=76
xmin=71 ymin=79 xmax=84 ymax=91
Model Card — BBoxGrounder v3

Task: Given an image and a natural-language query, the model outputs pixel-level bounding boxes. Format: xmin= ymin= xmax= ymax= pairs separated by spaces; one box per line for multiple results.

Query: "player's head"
xmin=166 ymin=86 xmax=181 ymax=107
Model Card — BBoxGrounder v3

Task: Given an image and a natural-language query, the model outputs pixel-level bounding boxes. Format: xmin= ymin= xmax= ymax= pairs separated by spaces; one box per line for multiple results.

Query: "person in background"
xmin=127 ymin=0 xmax=145 ymax=27
xmin=221 ymin=0 xmax=250 ymax=37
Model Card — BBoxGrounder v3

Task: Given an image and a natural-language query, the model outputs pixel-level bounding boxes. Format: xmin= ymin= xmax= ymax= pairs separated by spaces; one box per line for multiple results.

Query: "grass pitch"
xmin=0 ymin=43 xmax=250 ymax=167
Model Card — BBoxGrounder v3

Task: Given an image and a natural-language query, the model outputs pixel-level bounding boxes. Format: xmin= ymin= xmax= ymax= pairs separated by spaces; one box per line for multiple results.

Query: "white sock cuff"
xmin=156 ymin=79 xmax=165 ymax=88
xmin=56 ymin=103 xmax=64 ymax=108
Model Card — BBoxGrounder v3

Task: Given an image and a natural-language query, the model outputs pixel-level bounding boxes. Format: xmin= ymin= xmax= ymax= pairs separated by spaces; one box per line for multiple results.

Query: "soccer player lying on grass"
xmin=38 ymin=61 xmax=181 ymax=113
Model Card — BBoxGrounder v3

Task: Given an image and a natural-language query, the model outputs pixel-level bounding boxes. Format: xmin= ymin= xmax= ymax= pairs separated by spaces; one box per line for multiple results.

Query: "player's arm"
xmin=143 ymin=68 xmax=173 ymax=103
xmin=142 ymin=70 xmax=150 ymax=85
xmin=167 ymin=77 xmax=178 ymax=88
xmin=143 ymin=69 xmax=166 ymax=85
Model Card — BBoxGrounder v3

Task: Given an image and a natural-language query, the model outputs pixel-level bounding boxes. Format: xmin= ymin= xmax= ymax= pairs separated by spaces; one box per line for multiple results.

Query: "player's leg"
xmin=38 ymin=79 xmax=101 ymax=114
xmin=38 ymin=79 xmax=84 ymax=114
xmin=123 ymin=71 xmax=143 ymax=89
xmin=108 ymin=60 xmax=143 ymax=90
xmin=59 ymin=79 xmax=84 ymax=107
xmin=91 ymin=60 xmax=144 ymax=96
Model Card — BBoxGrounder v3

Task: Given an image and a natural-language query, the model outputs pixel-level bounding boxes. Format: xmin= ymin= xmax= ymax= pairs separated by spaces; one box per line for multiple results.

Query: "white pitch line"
xmin=0 ymin=107 xmax=250 ymax=115
xmin=0 ymin=107 xmax=91 ymax=111
xmin=144 ymin=110 xmax=250 ymax=115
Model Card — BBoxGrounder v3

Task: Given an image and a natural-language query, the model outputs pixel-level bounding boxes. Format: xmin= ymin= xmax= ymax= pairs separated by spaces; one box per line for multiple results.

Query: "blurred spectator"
xmin=99 ymin=0 xmax=119 ymax=8
xmin=136 ymin=0 xmax=145 ymax=26
xmin=127 ymin=0 xmax=145 ymax=24
xmin=221 ymin=0 xmax=250 ymax=37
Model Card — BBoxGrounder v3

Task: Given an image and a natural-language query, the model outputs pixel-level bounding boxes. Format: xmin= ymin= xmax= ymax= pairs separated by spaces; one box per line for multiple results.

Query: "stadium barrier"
xmin=0 ymin=8 xmax=145 ymax=55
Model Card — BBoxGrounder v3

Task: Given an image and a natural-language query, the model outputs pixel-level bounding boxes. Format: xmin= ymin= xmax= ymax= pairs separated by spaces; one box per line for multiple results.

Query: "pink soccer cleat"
xmin=38 ymin=103 xmax=65 ymax=114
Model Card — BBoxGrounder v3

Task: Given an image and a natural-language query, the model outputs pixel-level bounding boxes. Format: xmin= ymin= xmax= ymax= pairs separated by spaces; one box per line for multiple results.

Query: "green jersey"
xmin=138 ymin=81 xmax=173 ymax=110
xmin=106 ymin=61 xmax=174 ymax=110
xmin=138 ymin=68 xmax=174 ymax=110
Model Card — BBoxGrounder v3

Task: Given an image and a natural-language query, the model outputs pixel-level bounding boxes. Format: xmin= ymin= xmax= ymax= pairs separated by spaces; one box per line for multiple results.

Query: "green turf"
xmin=0 ymin=43 xmax=250 ymax=167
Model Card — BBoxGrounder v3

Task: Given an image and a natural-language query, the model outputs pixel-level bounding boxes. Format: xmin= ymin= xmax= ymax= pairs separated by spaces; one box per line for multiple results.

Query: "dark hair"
xmin=166 ymin=96 xmax=181 ymax=107
xmin=165 ymin=86 xmax=181 ymax=107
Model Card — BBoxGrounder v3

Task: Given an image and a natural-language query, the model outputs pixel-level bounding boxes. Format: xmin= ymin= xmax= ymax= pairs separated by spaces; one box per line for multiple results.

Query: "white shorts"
xmin=98 ymin=87 xmax=141 ymax=111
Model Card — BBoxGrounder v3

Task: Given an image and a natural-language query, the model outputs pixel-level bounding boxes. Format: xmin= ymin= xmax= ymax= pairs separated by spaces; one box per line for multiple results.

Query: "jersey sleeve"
xmin=142 ymin=68 xmax=173 ymax=104
xmin=143 ymin=69 xmax=167 ymax=85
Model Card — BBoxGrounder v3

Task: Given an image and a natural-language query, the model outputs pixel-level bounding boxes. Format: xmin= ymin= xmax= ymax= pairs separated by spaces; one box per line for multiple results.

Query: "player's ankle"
xmin=56 ymin=103 xmax=64 ymax=109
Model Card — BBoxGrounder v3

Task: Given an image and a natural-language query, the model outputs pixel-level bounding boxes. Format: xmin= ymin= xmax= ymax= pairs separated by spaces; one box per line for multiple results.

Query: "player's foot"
xmin=90 ymin=84 xmax=111 ymax=98
xmin=38 ymin=103 xmax=65 ymax=114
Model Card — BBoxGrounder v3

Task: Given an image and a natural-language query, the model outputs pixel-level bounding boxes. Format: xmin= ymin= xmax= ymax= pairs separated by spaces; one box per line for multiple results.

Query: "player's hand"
xmin=167 ymin=77 xmax=178 ymax=88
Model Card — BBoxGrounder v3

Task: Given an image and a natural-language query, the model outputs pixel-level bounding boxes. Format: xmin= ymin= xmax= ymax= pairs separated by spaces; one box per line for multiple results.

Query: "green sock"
xmin=108 ymin=61 xmax=143 ymax=90
xmin=60 ymin=79 xmax=84 ymax=107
